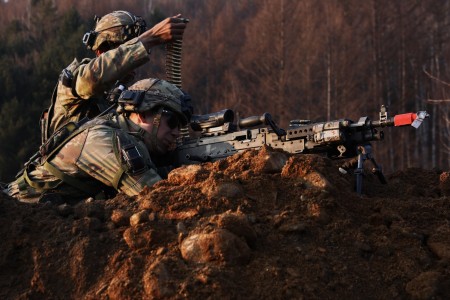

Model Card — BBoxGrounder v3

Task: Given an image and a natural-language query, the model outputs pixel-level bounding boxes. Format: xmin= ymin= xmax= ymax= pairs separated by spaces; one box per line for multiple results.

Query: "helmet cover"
xmin=85 ymin=10 xmax=146 ymax=51
xmin=120 ymin=78 xmax=192 ymax=125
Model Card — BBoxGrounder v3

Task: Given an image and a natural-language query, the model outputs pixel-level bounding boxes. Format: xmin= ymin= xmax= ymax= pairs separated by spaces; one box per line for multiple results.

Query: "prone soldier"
xmin=6 ymin=78 xmax=192 ymax=203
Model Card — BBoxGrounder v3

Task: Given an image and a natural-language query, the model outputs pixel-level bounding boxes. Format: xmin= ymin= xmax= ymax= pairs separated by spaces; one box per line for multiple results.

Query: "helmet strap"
xmin=120 ymin=107 xmax=164 ymax=155
xmin=149 ymin=107 xmax=164 ymax=154
xmin=121 ymin=114 xmax=147 ymax=140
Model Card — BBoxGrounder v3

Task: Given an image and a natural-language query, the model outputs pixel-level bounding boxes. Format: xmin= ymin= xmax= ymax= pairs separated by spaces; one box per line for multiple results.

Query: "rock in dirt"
xmin=180 ymin=229 xmax=251 ymax=264
xmin=143 ymin=259 xmax=176 ymax=298
xmin=110 ymin=209 xmax=131 ymax=227
xmin=123 ymin=225 xmax=154 ymax=250
xmin=130 ymin=210 xmax=149 ymax=226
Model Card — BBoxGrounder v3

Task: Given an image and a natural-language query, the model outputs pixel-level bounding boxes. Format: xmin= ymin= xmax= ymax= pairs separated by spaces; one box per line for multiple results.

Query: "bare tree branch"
xmin=427 ymin=99 xmax=450 ymax=103
xmin=423 ymin=67 xmax=450 ymax=87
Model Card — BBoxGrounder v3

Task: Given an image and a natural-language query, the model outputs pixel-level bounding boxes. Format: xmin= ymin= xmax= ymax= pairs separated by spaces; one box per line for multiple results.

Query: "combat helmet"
xmin=83 ymin=10 xmax=147 ymax=51
xmin=118 ymin=78 xmax=192 ymax=125
xmin=116 ymin=78 xmax=193 ymax=154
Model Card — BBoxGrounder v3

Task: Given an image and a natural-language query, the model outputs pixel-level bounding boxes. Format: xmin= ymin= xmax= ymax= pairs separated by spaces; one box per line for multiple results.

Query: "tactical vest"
xmin=40 ymin=58 xmax=109 ymax=145
xmin=16 ymin=114 xmax=148 ymax=202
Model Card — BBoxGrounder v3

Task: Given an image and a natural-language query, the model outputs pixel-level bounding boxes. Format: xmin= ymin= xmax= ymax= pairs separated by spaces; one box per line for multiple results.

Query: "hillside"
xmin=0 ymin=148 xmax=449 ymax=299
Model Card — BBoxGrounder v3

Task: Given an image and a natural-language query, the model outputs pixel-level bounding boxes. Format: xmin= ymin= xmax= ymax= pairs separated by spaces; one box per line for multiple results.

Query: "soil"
xmin=1 ymin=147 xmax=449 ymax=299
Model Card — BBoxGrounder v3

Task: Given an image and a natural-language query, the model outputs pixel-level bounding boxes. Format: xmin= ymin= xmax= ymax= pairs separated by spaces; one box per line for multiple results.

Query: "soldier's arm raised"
xmin=138 ymin=14 xmax=188 ymax=50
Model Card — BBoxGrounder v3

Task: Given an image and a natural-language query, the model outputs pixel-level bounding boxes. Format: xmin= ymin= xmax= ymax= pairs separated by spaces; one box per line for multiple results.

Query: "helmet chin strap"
xmin=120 ymin=114 xmax=146 ymax=138
xmin=121 ymin=112 xmax=160 ymax=155
xmin=122 ymin=107 xmax=165 ymax=155
xmin=149 ymin=107 xmax=164 ymax=154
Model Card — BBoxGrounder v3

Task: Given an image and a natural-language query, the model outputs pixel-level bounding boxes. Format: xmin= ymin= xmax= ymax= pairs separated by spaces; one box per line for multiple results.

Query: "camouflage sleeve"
xmin=63 ymin=125 xmax=162 ymax=197
xmin=75 ymin=37 xmax=150 ymax=99
xmin=48 ymin=39 xmax=149 ymax=135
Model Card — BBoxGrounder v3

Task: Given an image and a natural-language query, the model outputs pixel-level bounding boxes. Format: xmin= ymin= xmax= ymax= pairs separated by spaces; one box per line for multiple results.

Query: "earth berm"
xmin=1 ymin=147 xmax=449 ymax=299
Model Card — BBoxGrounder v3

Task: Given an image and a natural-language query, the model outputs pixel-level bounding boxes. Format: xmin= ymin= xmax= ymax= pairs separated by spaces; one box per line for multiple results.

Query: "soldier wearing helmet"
xmin=6 ymin=79 xmax=192 ymax=203
xmin=42 ymin=10 xmax=188 ymax=144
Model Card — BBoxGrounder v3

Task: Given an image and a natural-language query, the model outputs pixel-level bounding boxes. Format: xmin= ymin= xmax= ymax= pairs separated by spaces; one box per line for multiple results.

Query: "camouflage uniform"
xmin=8 ymin=114 xmax=162 ymax=203
xmin=43 ymin=11 xmax=149 ymax=141
xmin=6 ymin=78 xmax=192 ymax=203
xmin=46 ymin=39 xmax=149 ymax=137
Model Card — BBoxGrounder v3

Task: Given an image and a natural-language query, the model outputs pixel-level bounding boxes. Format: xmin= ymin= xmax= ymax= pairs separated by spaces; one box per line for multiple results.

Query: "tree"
xmin=0 ymin=3 xmax=89 ymax=181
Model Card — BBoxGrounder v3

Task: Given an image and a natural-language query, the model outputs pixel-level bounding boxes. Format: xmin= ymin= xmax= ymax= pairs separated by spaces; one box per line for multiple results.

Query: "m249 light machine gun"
xmin=173 ymin=106 xmax=429 ymax=194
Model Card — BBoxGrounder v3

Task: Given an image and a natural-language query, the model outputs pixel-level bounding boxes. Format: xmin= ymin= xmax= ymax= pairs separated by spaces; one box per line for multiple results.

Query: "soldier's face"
xmin=140 ymin=110 xmax=181 ymax=153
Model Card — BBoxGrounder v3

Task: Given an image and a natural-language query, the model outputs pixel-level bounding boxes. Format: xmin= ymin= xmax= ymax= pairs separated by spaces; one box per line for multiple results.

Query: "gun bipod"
xmin=339 ymin=143 xmax=387 ymax=195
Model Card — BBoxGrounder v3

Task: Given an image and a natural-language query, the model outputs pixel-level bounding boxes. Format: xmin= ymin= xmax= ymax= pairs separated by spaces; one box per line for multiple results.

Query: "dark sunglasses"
xmin=162 ymin=109 xmax=181 ymax=129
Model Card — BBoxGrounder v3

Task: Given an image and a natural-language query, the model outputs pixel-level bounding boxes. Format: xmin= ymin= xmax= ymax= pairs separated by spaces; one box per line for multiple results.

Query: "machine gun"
xmin=173 ymin=106 xmax=429 ymax=194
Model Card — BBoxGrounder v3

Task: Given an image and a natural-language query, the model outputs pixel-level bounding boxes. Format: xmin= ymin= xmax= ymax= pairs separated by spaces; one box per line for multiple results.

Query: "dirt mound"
xmin=1 ymin=148 xmax=449 ymax=299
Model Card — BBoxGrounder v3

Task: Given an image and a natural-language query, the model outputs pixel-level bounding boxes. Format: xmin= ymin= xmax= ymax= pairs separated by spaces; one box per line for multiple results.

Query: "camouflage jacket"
xmin=8 ymin=114 xmax=162 ymax=203
xmin=43 ymin=37 xmax=150 ymax=142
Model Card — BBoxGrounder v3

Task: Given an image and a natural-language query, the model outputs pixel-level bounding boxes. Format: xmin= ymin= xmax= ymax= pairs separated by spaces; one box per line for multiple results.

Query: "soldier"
xmin=42 ymin=10 xmax=188 ymax=143
xmin=5 ymin=78 xmax=192 ymax=203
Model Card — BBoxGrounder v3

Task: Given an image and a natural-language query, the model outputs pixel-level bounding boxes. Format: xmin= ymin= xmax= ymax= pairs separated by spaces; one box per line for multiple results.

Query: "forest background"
xmin=0 ymin=0 xmax=449 ymax=183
